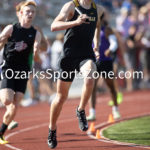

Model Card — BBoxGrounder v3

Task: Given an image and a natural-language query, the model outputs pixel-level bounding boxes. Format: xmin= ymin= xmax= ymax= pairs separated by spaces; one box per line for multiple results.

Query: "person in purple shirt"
xmin=87 ymin=12 xmax=121 ymax=121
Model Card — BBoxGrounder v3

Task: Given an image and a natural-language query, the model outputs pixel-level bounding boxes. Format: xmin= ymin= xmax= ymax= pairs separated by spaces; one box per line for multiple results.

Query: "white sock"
xmin=89 ymin=108 xmax=95 ymax=116
xmin=112 ymin=106 xmax=118 ymax=112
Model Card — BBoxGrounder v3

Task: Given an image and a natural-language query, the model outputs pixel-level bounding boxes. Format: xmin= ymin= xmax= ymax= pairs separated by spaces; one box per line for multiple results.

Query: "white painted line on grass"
xmin=87 ymin=113 xmax=150 ymax=150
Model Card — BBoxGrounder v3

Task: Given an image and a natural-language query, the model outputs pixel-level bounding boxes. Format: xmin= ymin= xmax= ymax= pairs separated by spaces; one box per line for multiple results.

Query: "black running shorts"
xmin=96 ymin=60 xmax=114 ymax=79
xmin=0 ymin=78 xmax=28 ymax=93
xmin=59 ymin=57 xmax=96 ymax=82
xmin=0 ymin=69 xmax=28 ymax=94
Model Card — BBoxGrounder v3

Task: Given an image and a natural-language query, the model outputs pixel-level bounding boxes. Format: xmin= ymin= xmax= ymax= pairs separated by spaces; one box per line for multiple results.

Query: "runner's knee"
xmin=54 ymin=93 xmax=68 ymax=104
xmin=81 ymin=61 xmax=97 ymax=78
xmin=2 ymin=98 xmax=13 ymax=106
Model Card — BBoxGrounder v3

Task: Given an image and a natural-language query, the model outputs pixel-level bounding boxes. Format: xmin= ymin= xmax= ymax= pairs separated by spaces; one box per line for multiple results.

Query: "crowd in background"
xmin=113 ymin=0 xmax=150 ymax=91
xmin=0 ymin=0 xmax=150 ymax=107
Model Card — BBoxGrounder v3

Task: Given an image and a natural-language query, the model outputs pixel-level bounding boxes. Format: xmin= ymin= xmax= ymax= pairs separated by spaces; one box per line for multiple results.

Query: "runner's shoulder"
xmin=62 ymin=1 xmax=75 ymax=12
xmin=1 ymin=24 xmax=13 ymax=37
xmin=96 ymin=4 xmax=105 ymax=17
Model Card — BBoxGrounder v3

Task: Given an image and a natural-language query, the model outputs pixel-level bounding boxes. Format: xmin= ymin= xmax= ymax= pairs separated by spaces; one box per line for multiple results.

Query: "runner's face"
xmin=21 ymin=5 xmax=36 ymax=23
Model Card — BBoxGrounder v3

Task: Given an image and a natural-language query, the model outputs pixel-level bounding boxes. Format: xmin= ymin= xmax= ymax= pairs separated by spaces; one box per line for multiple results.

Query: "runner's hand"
xmin=94 ymin=47 xmax=100 ymax=59
xmin=76 ymin=14 xmax=90 ymax=25
xmin=104 ymin=49 xmax=111 ymax=57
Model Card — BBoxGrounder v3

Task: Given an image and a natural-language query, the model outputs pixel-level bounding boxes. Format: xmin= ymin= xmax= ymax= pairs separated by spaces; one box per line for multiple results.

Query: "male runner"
xmin=87 ymin=12 xmax=121 ymax=121
xmin=47 ymin=0 xmax=104 ymax=148
xmin=7 ymin=1 xmax=47 ymax=130
xmin=16 ymin=1 xmax=47 ymax=51
xmin=0 ymin=1 xmax=41 ymax=144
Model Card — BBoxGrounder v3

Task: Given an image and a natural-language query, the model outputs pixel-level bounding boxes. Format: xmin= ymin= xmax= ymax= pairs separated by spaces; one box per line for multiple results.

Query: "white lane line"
xmin=5 ymin=118 xmax=75 ymax=150
xmin=87 ymin=113 xmax=150 ymax=150
xmin=4 ymin=144 xmax=22 ymax=150
xmin=4 ymin=93 xmax=150 ymax=150
xmin=88 ymin=134 xmax=150 ymax=149
xmin=5 ymin=123 xmax=47 ymax=150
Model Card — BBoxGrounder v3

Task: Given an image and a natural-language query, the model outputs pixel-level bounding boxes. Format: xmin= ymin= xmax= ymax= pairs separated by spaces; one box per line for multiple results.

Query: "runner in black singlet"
xmin=47 ymin=0 xmax=104 ymax=148
xmin=7 ymin=1 xmax=48 ymax=131
xmin=0 ymin=1 xmax=41 ymax=144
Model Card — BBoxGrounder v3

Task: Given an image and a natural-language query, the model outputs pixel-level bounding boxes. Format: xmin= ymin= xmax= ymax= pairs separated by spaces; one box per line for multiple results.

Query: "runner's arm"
xmin=51 ymin=2 xmax=89 ymax=31
xmin=0 ymin=25 xmax=13 ymax=50
xmin=104 ymin=27 xmax=118 ymax=57
xmin=93 ymin=5 xmax=104 ymax=58
xmin=34 ymin=25 xmax=47 ymax=51
xmin=33 ymin=31 xmax=41 ymax=59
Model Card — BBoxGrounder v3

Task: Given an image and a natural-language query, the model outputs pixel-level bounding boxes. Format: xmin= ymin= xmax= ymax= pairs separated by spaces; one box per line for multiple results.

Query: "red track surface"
xmin=0 ymin=90 xmax=150 ymax=150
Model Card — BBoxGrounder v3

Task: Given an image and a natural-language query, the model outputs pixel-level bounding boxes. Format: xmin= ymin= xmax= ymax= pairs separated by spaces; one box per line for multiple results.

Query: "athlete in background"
xmin=87 ymin=12 xmax=121 ymax=121
xmin=7 ymin=1 xmax=47 ymax=130
xmin=0 ymin=1 xmax=41 ymax=144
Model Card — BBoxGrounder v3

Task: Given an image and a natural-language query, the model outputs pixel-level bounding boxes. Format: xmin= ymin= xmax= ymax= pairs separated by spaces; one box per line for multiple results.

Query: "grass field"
xmin=103 ymin=116 xmax=150 ymax=146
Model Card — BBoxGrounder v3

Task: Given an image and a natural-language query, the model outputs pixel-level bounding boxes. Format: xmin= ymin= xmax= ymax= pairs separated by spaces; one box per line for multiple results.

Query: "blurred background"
xmin=0 ymin=0 xmax=150 ymax=107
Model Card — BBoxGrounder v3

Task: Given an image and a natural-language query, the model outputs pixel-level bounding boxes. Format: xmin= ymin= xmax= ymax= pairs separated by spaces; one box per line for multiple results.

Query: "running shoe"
xmin=8 ymin=120 xmax=18 ymax=130
xmin=0 ymin=135 xmax=8 ymax=144
xmin=47 ymin=129 xmax=57 ymax=149
xmin=108 ymin=92 xmax=123 ymax=106
xmin=76 ymin=108 xmax=88 ymax=131
xmin=112 ymin=109 xmax=121 ymax=120
xmin=86 ymin=114 xmax=96 ymax=121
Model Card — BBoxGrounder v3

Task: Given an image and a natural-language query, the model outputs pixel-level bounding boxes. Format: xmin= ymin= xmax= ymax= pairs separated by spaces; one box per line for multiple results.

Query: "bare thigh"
xmin=80 ymin=59 xmax=97 ymax=79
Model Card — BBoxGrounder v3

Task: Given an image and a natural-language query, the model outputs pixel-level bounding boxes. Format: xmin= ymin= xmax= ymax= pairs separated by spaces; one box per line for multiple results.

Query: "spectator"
xmin=124 ymin=25 xmax=137 ymax=91
xmin=51 ymin=33 xmax=64 ymax=72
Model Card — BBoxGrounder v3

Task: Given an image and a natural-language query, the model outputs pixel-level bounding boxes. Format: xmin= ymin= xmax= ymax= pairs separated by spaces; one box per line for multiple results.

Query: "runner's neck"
xmin=79 ymin=0 xmax=92 ymax=9
xmin=20 ymin=21 xmax=32 ymax=29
